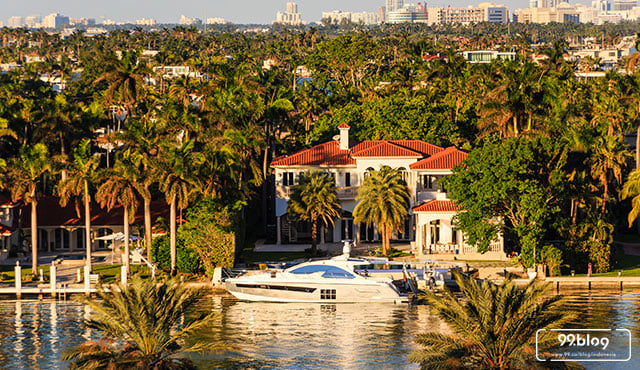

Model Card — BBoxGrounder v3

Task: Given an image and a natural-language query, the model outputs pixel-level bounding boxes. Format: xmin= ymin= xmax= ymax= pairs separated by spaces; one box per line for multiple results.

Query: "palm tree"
xmin=6 ymin=143 xmax=51 ymax=276
xmin=621 ymin=169 xmax=640 ymax=230
xmin=62 ymin=276 xmax=220 ymax=369
xmin=353 ymin=166 xmax=409 ymax=257
xmin=96 ymin=151 xmax=143 ymax=275
xmin=288 ymin=171 xmax=342 ymax=256
xmin=410 ymin=274 xmax=575 ymax=369
xmin=589 ymin=136 xmax=631 ymax=215
xmin=58 ymin=139 xmax=100 ymax=272
xmin=156 ymin=140 xmax=199 ymax=276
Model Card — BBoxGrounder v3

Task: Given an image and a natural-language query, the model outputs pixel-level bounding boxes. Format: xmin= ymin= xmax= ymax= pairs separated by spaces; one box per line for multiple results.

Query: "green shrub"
xmin=150 ymin=234 xmax=203 ymax=274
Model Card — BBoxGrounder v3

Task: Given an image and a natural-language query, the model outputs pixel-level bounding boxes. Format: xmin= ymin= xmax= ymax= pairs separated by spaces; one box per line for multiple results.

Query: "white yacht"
xmin=225 ymin=242 xmax=408 ymax=303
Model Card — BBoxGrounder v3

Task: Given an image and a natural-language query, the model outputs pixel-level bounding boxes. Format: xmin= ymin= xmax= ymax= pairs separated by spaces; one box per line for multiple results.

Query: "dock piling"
xmin=50 ymin=263 xmax=56 ymax=298
xmin=14 ymin=262 xmax=21 ymax=299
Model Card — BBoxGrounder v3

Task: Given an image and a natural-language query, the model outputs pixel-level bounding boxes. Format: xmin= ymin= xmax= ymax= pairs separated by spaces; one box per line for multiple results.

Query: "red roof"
xmin=0 ymin=223 xmax=13 ymax=236
xmin=19 ymin=195 xmax=174 ymax=228
xmin=0 ymin=193 xmax=16 ymax=206
xmin=338 ymin=123 xmax=350 ymax=129
xmin=271 ymin=137 xmax=448 ymax=167
xmin=413 ymin=200 xmax=459 ymax=213
xmin=351 ymin=141 xmax=422 ymax=158
xmin=410 ymin=147 xmax=467 ymax=170
xmin=271 ymin=141 xmax=355 ymax=167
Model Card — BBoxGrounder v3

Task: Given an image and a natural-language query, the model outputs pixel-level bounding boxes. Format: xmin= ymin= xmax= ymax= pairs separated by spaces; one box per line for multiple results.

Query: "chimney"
xmin=338 ymin=123 xmax=350 ymax=150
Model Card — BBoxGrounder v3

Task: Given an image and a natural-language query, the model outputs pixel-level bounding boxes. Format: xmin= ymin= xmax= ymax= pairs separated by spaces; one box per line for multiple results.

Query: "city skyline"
xmin=3 ymin=0 xmax=529 ymax=25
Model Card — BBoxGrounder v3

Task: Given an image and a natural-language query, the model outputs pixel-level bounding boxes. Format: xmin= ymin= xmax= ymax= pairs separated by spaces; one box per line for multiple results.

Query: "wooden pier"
xmin=513 ymin=276 xmax=640 ymax=291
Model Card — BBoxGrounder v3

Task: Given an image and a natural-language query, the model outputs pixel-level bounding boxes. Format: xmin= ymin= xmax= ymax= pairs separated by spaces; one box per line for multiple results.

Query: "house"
xmin=270 ymin=124 xmax=505 ymax=258
xmin=0 ymin=194 xmax=173 ymax=260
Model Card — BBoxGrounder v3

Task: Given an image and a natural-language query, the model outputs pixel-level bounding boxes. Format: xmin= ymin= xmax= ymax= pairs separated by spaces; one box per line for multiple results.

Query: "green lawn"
xmin=0 ymin=265 xmax=51 ymax=283
xmin=566 ymin=246 xmax=640 ymax=277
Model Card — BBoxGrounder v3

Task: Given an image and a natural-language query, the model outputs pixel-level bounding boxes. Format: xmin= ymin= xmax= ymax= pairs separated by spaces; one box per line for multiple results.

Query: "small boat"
xmin=225 ymin=242 xmax=408 ymax=303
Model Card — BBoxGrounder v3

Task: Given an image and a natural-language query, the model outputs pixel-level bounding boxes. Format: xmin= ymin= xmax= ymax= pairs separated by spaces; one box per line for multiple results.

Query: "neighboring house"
xmin=0 ymin=194 xmax=172 ymax=259
xmin=270 ymin=124 xmax=505 ymax=258
xmin=152 ymin=66 xmax=201 ymax=79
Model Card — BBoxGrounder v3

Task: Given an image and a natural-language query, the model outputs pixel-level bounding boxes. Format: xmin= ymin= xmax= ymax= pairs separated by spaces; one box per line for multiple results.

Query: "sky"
xmin=3 ymin=0 xmax=531 ymax=25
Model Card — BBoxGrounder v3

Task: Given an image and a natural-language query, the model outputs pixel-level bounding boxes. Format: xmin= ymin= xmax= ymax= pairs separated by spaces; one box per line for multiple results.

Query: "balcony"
xmin=337 ymin=186 xmax=358 ymax=200
xmin=276 ymin=185 xmax=359 ymax=200
xmin=276 ymin=185 xmax=292 ymax=198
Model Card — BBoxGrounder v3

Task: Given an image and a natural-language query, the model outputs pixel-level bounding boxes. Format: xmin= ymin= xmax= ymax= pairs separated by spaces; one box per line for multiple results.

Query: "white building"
xmin=42 ymin=13 xmax=69 ymax=28
xmin=275 ymin=2 xmax=304 ymax=25
xmin=462 ymin=50 xmax=517 ymax=63
xmin=387 ymin=5 xmax=428 ymax=23
xmin=42 ymin=13 xmax=70 ymax=28
xmin=206 ymin=18 xmax=226 ymax=24
xmin=322 ymin=11 xmax=352 ymax=24
xmin=179 ymin=15 xmax=202 ymax=25
xmin=152 ymin=66 xmax=201 ymax=79
xmin=136 ymin=18 xmax=157 ymax=26
xmin=8 ymin=16 xmax=25 ymax=28
xmin=24 ymin=15 xmax=42 ymax=28
xmin=385 ymin=0 xmax=405 ymax=19
xmin=270 ymin=124 xmax=505 ymax=259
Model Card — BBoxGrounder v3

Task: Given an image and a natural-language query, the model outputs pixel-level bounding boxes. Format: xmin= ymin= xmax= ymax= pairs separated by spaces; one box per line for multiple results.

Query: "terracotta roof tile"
xmin=389 ymin=140 xmax=444 ymax=156
xmin=351 ymin=141 xmax=422 ymax=158
xmin=271 ymin=141 xmax=355 ymax=167
xmin=19 ymin=195 xmax=174 ymax=227
xmin=413 ymin=200 xmax=459 ymax=213
xmin=410 ymin=147 xmax=467 ymax=170
xmin=0 ymin=223 xmax=13 ymax=236
xmin=0 ymin=193 xmax=16 ymax=206
xmin=338 ymin=123 xmax=350 ymax=129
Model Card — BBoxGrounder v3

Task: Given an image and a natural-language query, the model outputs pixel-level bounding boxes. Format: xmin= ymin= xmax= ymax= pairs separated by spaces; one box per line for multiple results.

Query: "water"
xmin=0 ymin=292 xmax=638 ymax=369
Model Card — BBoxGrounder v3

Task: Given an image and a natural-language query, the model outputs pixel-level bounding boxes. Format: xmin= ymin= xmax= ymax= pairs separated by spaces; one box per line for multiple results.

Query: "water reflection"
xmin=0 ymin=292 xmax=637 ymax=369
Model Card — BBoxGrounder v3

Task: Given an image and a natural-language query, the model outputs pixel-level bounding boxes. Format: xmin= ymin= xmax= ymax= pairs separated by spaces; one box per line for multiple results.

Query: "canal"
xmin=0 ymin=291 xmax=638 ymax=369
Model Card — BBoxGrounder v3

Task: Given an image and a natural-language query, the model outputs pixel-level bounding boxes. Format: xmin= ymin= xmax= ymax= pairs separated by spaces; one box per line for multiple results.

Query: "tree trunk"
xmin=31 ymin=198 xmax=38 ymax=277
xmin=311 ymin=220 xmax=318 ymax=256
xmin=602 ymin=179 xmax=608 ymax=215
xmin=84 ymin=187 xmax=92 ymax=272
xmin=124 ymin=207 xmax=130 ymax=275
xmin=170 ymin=196 xmax=177 ymax=276
xmin=513 ymin=116 xmax=519 ymax=137
xmin=381 ymin=223 xmax=388 ymax=257
xmin=636 ymin=122 xmax=640 ymax=170
xmin=144 ymin=196 xmax=152 ymax=259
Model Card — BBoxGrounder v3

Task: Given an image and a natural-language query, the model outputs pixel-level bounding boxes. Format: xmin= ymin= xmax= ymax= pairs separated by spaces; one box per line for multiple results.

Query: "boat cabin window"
xmin=289 ymin=265 xmax=355 ymax=279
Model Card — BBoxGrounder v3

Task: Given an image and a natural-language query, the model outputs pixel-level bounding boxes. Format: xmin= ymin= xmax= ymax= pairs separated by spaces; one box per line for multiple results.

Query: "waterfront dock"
xmin=512 ymin=276 xmax=640 ymax=291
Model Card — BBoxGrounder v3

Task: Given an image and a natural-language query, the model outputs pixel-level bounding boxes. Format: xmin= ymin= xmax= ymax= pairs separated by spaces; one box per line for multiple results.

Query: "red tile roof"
xmin=271 ymin=137 xmax=450 ymax=167
xmin=351 ymin=141 xmax=422 ymax=158
xmin=410 ymin=147 xmax=467 ymax=170
xmin=0 ymin=193 xmax=16 ymax=206
xmin=271 ymin=141 xmax=355 ymax=167
xmin=338 ymin=123 xmax=350 ymax=129
xmin=19 ymin=195 xmax=174 ymax=228
xmin=413 ymin=200 xmax=459 ymax=213
xmin=0 ymin=224 xmax=13 ymax=236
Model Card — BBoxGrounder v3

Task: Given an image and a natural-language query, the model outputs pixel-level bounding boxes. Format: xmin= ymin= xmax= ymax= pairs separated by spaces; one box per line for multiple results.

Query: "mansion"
xmin=271 ymin=124 xmax=505 ymax=258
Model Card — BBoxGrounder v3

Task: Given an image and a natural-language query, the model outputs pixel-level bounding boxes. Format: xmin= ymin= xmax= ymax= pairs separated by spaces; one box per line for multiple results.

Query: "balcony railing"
xmin=337 ymin=186 xmax=358 ymax=199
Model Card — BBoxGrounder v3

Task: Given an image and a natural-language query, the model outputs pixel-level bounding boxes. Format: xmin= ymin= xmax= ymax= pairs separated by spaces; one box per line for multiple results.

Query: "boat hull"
xmin=225 ymin=280 xmax=407 ymax=303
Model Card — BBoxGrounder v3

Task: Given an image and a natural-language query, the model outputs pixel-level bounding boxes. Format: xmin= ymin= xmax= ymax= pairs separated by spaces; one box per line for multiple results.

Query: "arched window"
xmin=364 ymin=167 xmax=375 ymax=178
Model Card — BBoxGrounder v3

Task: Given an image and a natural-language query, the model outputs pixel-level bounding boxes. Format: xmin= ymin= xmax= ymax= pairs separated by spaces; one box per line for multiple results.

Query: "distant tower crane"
xmin=417 ymin=2 xmax=429 ymax=19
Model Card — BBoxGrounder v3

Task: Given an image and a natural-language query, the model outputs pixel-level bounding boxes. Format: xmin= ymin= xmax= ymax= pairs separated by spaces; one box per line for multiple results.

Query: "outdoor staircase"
xmin=282 ymin=221 xmax=297 ymax=243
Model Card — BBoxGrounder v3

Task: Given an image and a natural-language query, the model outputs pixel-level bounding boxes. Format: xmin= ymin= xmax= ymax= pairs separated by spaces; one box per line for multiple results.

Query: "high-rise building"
xmin=136 ymin=18 xmax=157 ymax=26
xmin=378 ymin=6 xmax=387 ymax=22
xmin=8 ymin=16 xmax=25 ymax=28
xmin=206 ymin=18 xmax=226 ymax=24
xmin=275 ymin=2 xmax=304 ymax=25
xmin=613 ymin=0 xmax=637 ymax=11
xmin=426 ymin=4 xmax=508 ymax=25
xmin=42 ymin=13 xmax=70 ymax=28
xmin=179 ymin=15 xmax=202 ymax=25
xmin=385 ymin=0 xmax=404 ymax=20
xmin=24 ymin=15 xmax=42 ymax=28
xmin=387 ymin=4 xmax=428 ymax=23
xmin=592 ymin=0 xmax=610 ymax=12
xmin=322 ymin=10 xmax=379 ymax=25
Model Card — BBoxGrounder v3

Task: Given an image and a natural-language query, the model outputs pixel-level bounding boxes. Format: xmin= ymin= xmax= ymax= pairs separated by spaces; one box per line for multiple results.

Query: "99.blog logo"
xmin=536 ymin=329 xmax=631 ymax=362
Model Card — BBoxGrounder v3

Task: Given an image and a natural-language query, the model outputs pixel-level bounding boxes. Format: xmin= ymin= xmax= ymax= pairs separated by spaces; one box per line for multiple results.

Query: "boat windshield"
xmin=289 ymin=265 xmax=355 ymax=279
